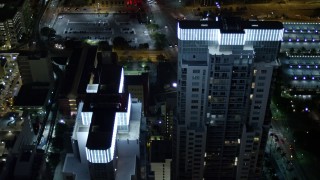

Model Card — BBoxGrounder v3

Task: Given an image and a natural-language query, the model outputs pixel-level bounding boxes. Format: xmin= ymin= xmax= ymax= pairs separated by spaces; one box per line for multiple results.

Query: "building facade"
xmin=62 ymin=64 xmax=143 ymax=180
xmin=0 ymin=0 xmax=31 ymax=50
xmin=173 ymin=19 xmax=283 ymax=180
xmin=58 ymin=47 xmax=98 ymax=117
xmin=150 ymin=140 xmax=172 ymax=180
xmin=125 ymin=72 xmax=149 ymax=115
xmin=17 ymin=54 xmax=53 ymax=85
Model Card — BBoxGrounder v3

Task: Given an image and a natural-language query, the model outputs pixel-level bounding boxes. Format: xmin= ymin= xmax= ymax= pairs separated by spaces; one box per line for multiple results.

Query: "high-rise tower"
xmin=173 ymin=18 xmax=283 ymax=180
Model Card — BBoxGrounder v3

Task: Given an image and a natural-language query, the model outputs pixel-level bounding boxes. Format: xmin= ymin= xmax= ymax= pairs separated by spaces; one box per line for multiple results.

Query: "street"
xmin=268 ymin=119 xmax=307 ymax=179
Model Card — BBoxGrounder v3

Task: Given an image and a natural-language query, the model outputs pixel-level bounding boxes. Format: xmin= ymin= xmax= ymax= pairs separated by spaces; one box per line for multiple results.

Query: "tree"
xmin=156 ymin=54 xmax=165 ymax=62
xmin=151 ymin=33 xmax=167 ymax=50
xmin=139 ymin=43 xmax=149 ymax=49
xmin=127 ymin=56 xmax=133 ymax=62
xmin=289 ymin=48 xmax=295 ymax=54
xmin=51 ymin=137 xmax=64 ymax=151
xmin=146 ymin=23 xmax=159 ymax=32
xmin=64 ymin=39 xmax=83 ymax=49
xmin=310 ymin=48 xmax=317 ymax=55
xmin=300 ymin=47 xmax=306 ymax=53
xmin=98 ymin=41 xmax=111 ymax=51
xmin=18 ymin=33 xmax=28 ymax=43
xmin=144 ymin=65 xmax=150 ymax=72
xmin=112 ymin=36 xmax=129 ymax=50
xmin=111 ymin=52 xmax=118 ymax=64
xmin=54 ymin=122 xmax=67 ymax=138
xmin=296 ymin=49 xmax=302 ymax=54
xmin=47 ymin=152 xmax=60 ymax=170
xmin=0 ymin=40 xmax=5 ymax=48
xmin=40 ymin=27 xmax=56 ymax=39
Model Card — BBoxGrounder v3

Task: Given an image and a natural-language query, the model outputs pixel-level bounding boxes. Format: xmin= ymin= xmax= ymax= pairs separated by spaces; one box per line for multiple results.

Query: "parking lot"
xmin=281 ymin=22 xmax=320 ymax=52
xmin=53 ymin=13 xmax=152 ymax=47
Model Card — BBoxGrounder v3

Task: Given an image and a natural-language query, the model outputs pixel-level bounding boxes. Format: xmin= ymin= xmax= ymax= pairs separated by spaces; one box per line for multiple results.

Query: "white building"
xmin=173 ymin=18 xmax=283 ymax=180
xmin=62 ymin=65 xmax=142 ymax=180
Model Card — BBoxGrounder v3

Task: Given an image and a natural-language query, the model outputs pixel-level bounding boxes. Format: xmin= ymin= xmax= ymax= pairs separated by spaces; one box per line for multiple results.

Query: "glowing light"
xmin=86 ymin=84 xmax=99 ymax=93
xmin=234 ymin=157 xmax=238 ymax=166
xmin=119 ymin=68 xmax=124 ymax=93
xmin=85 ymin=113 xmax=118 ymax=163
xmin=81 ymin=112 xmax=93 ymax=125
xmin=177 ymin=25 xmax=283 ymax=42
xmin=59 ymin=119 xmax=65 ymax=124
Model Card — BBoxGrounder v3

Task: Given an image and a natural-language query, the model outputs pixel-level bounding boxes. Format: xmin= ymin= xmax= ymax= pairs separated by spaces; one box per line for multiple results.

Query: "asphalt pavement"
xmin=269 ymin=120 xmax=307 ymax=179
xmin=52 ymin=12 xmax=152 ymax=48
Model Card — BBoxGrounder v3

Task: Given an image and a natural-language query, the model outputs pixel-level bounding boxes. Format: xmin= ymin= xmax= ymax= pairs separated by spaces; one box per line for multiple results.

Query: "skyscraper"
xmin=173 ymin=18 xmax=283 ymax=180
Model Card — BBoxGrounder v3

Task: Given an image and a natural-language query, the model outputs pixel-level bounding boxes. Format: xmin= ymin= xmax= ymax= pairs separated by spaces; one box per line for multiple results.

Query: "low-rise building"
xmin=17 ymin=52 xmax=54 ymax=85
xmin=149 ymin=140 xmax=172 ymax=180
xmin=125 ymin=73 xmax=149 ymax=115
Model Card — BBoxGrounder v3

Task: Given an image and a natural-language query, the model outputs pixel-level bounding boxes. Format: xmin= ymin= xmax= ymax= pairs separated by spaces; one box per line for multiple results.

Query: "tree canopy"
xmin=151 ymin=33 xmax=167 ymax=50
xmin=112 ymin=36 xmax=129 ymax=50
xmin=98 ymin=41 xmax=111 ymax=51
xmin=146 ymin=23 xmax=159 ymax=32
xmin=40 ymin=27 xmax=56 ymax=39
